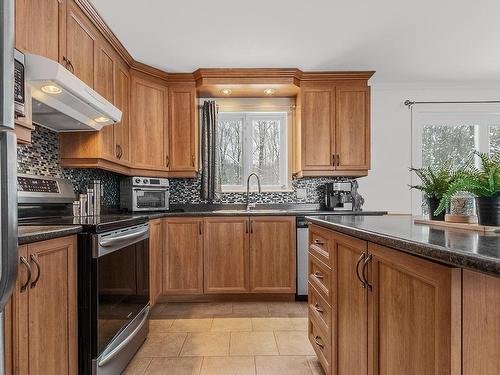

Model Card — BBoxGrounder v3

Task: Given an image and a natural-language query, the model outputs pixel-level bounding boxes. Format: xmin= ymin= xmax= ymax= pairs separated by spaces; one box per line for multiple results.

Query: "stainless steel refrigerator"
xmin=0 ymin=0 xmax=19 ymax=372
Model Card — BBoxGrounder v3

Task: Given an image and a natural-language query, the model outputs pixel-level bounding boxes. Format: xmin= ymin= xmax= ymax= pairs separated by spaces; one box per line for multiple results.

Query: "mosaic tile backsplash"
xmin=18 ymin=125 xmax=347 ymax=207
xmin=17 ymin=125 xmax=122 ymax=207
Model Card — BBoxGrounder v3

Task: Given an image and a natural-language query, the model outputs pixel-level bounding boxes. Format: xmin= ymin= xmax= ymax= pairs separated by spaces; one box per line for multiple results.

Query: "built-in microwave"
xmin=120 ymin=177 xmax=169 ymax=211
xmin=14 ymin=49 xmax=26 ymax=118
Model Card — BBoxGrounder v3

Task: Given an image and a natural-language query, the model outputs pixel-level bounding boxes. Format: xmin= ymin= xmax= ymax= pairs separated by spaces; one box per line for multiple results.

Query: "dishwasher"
xmin=296 ymin=216 xmax=310 ymax=299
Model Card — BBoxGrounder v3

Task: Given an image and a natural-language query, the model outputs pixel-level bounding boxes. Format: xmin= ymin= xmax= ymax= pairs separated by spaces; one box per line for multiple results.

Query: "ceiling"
xmin=89 ymin=0 xmax=500 ymax=83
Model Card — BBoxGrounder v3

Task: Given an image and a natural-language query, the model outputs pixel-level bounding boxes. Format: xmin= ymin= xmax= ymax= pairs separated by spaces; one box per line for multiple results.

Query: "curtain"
xmin=200 ymin=100 xmax=221 ymax=201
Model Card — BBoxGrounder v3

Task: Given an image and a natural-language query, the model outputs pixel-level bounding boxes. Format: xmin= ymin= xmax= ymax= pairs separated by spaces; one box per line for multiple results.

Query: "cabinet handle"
xmin=116 ymin=144 xmax=122 ymax=159
xmin=331 ymin=154 xmax=335 ymax=166
xmin=245 ymin=220 xmax=249 ymax=234
xmin=30 ymin=254 xmax=41 ymax=288
xmin=191 ymin=154 xmax=195 ymax=167
xmin=313 ymin=303 xmax=324 ymax=313
xmin=362 ymin=254 xmax=372 ymax=291
xmin=62 ymin=56 xmax=68 ymax=68
xmin=199 ymin=222 xmax=203 ymax=235
xmin=67 ymin=59 xmax=75 ymax=73
xmin=313 ymin=239 xmax=324 ymax=245
xmin=337 ymin=154 xmax=340 ymax=166
xmin=166 ymin=155 xmax=170 ymax=168
xmin=250 ymin=220 xmax=254 ymax=234
xmin=313 ymin=271 xmax=324 ymax=280
xmin=314 ymin=336 xmax=325 ymax=349
xmin=20 ymin=256 xmax=32 ymax=293
xmin=355 ymin=252 xmax=366 ymax=288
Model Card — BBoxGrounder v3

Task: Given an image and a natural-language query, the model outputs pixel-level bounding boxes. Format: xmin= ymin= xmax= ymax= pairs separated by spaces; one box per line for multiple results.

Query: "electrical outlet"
xmin=296 ymin=188 xmax=307 ymax=199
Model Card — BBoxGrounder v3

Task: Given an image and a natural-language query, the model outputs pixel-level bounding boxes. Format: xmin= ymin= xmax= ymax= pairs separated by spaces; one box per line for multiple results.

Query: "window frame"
xmin=218 ymin=111 xmax=289 ymax=192
xmin=411 ymin=103 xmax=500 ymax=215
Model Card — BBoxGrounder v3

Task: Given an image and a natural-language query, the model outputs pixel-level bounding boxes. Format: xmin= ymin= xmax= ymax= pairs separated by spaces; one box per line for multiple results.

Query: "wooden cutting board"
xmin=414 ymin=218 xmax=500 ymax=233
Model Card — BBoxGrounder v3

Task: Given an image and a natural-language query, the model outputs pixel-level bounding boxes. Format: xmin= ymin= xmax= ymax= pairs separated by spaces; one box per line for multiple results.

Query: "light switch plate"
xmin=296 ymin=188 xmax=307 ymax=199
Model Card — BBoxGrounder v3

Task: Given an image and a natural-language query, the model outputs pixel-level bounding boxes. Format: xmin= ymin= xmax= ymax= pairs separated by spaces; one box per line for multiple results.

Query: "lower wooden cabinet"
xmin=5 ymin=236 xmax=77 ymax=375
xmin=249 ymin=216 xmax=296 ymax=293
xmin=149 ymin=218 xmax=163 ymax=305
xmin=203 ymin=217 xmax=250 ymax=294
xmin=162 ymin=217 xmax=204 ymax=295
xmin=308 ymin=227 xmax=463 ymax=375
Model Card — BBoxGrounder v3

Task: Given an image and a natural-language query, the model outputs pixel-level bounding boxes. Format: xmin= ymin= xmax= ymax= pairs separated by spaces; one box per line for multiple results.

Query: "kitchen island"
xmin=305 ymin=214 xmax=500 ymax=375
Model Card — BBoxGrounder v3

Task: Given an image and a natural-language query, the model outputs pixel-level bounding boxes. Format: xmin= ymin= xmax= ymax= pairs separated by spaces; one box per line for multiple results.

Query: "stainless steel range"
xmin=18 ymin=174 xmax=150 ymax=375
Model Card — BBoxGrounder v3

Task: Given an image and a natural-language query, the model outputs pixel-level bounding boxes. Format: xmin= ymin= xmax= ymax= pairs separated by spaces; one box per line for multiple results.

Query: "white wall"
xmin=359 ymin=83 xmax=500 ymax=214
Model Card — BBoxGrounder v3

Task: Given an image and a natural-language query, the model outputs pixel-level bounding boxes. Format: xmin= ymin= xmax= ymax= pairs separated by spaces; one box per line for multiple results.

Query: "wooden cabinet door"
xmin=130 ymin=74 xmax=168 ymax=170
xmin=249 ymin=216 xmax=296 ymax=293
xmin=163 ymin=218 xmax=203 ymax=294
xmin=15 ymin=0 xmax=65 ymax=61
xmin=24 ymin=237 xmax=77 ymax=375
xmin=300 ymin=85 xmax=335 ymax=172
xmin=462 ymin=270 xmax=500 ymax=375
xmin=203 ymin=217 xmax=249 ymax=294
xmin=149 ymin=219 xmax=163 ymax=306
xmin=94 ymin=41 xmax=116 ymax=161
xmin=335 ymin=86 xmax=370 ymax=171
xmin=66 ymin=1 xmax=97 ymax=87
xmin=335 ymin=232 xmax=368 ymax=375
xmin=168 ymin=83 xmax=197 ymax=172
xmin=367 ymin=243 xmax=460 ymax=375
xmin=113 ymin=62 xmax=131 ymax=164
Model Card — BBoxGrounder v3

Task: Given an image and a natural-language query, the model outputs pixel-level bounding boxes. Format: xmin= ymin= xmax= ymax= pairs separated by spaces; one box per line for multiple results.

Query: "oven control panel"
xmin=18 ymin=176 xmax=60 ymax=193
xmin=131 ymin=177 xmax=169 ymax=187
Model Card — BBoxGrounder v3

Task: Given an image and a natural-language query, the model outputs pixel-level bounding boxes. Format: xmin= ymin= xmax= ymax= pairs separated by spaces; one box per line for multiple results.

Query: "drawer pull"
xmin=314 ymin=303 xmax=324 ymax=313
xmin=356 ymin=252 xmax=366 ymax=288
xmin=313 ymin=271 xmax=324 ymax=279
xmin=313 ymin=239 xmax=325 ymax=245
xmin=314 ymin=336 xmax=325 ymax=348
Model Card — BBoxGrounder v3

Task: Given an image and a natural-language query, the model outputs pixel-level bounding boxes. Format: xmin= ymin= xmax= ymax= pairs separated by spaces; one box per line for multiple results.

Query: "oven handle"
xmin=99 ymin=227 xmax=149 ymax=248
xmin=98 ymin=305 xmax=150 ymax=367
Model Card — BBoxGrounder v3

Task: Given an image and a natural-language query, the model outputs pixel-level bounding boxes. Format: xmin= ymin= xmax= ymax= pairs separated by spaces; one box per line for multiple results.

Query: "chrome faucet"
xmin=246 ymin=173 xmax=262 ymax=211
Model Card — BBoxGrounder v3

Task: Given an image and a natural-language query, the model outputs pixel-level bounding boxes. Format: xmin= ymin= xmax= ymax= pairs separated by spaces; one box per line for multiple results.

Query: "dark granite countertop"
xmin=306 ymin=215 xmax=500 ymax=276
xmin=18 ymin=225 xmax=82 ymax=245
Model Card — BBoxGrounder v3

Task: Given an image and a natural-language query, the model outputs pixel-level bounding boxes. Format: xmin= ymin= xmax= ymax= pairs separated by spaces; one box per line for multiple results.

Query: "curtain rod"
xmin=404 ymin=100 xmax=500 ymax=107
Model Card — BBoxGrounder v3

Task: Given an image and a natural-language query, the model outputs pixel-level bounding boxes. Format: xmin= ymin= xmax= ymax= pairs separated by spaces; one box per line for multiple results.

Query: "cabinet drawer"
xmin=309 ymin=224 xmax=333 ymax=266
xmin=308 ymin=253 xmax=332 ymax=305
xmin=309 ymin=316 xmax=331 ymax=375
xmin=308 ymin=282 xmax=332 ymax=334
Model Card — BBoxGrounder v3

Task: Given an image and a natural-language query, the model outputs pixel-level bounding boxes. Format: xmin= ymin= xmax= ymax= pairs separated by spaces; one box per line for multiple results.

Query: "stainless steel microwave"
xmin=14 ymin=49 xmax=26 ymax=118
xmin=120 ymin=177 xmax=169 ymax=211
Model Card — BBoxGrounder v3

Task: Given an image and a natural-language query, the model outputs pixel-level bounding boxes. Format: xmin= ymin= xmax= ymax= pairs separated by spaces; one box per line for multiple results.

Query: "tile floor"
xmin=123 ymin=301 xmax=325 ymax=375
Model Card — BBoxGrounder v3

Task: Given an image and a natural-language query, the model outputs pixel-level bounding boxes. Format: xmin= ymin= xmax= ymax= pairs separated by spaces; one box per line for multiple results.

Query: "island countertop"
xmin=305 ymin=215 xmax=500 ymax=276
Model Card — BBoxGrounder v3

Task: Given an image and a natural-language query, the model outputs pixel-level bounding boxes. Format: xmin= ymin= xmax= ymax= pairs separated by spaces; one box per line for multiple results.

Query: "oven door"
xmin=132 ymin=187 xmax=168 ymax=211
xmin=95 ymin=224 xmax=150 ymax=360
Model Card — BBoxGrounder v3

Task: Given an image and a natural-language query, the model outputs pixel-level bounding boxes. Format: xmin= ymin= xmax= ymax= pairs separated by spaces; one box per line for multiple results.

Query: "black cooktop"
xmin=19 ymin=214 xmax=147 ymax=233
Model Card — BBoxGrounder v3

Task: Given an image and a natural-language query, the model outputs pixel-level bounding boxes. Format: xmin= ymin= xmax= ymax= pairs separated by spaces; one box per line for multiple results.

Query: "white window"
xmin=217 ymin=112 xmax=288 ymax=191
xmin=411 ymin=104 xmax=500 ymax=214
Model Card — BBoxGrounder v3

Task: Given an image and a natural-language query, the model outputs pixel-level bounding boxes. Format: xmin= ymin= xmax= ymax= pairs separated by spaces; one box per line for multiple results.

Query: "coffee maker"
xmin=323 ymin=180 xmax=364 ymax=211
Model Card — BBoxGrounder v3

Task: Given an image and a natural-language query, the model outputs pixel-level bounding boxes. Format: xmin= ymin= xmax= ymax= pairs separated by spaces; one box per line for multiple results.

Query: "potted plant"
xmin=435 ymin=151 xmax=500 ymax=226
xmin=410 ymin=162 xmax=459 ymax=221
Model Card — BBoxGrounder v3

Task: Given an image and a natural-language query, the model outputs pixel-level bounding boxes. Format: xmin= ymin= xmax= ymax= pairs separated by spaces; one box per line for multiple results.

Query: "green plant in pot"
xmin=435 ymin=151 xmax=500 ymax=226
xmin=410 ymin=162 xmax=458 ymax=221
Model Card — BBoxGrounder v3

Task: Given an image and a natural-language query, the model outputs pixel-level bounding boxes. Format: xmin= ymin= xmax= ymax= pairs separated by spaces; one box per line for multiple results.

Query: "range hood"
xmin=26 ymin=53 xmax=122 ymax=132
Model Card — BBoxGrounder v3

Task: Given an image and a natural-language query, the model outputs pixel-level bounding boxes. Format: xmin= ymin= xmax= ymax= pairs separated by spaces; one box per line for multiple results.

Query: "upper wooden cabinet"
xmin=168 ymin=83 xmax=198 ymax=173
xmin=296 ymin=82 xmax=371 ymax=177
xmin=15 ymin=0 xmax=65 ymax=62
xmin=65 ymin=0 xmax=97 ymax=86
xmin=113 ymin=61 xmax=131 ymax=164
xmin=130 ymin=73 xmax=169 ymax=171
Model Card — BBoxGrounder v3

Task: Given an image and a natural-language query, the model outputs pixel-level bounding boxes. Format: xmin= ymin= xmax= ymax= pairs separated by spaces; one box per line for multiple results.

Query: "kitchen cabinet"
xmin=149 ymin=219 xmax=163 ymax=306
xmin=8 ymin=237 xmax=77 ymax=375
xmin=15 ymin=0 xmax=65 ymax=62
xmin=113 ymin=61 xmax=131 ymax=164
xmin=65 ymin=0 xmax=97 ymax=86
xmin=168 ymin=83 xmax=198 ymax=173
xmin=308 ymin=226 xmax=462 ymax=375
xmin=203 ymin=217 xmax=249 ymax=294
xmin=130 ymin=73 xmax=169 ymax=172
xmin=297 ymin=82 xmax=371 ymax=177
xmin=462 ymin=270 xmax=500 ymax=375
xmin=162 ymin=218 xmax=203 ymax=295
xmin=249 ymin=216 xmax=296 ymax=293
